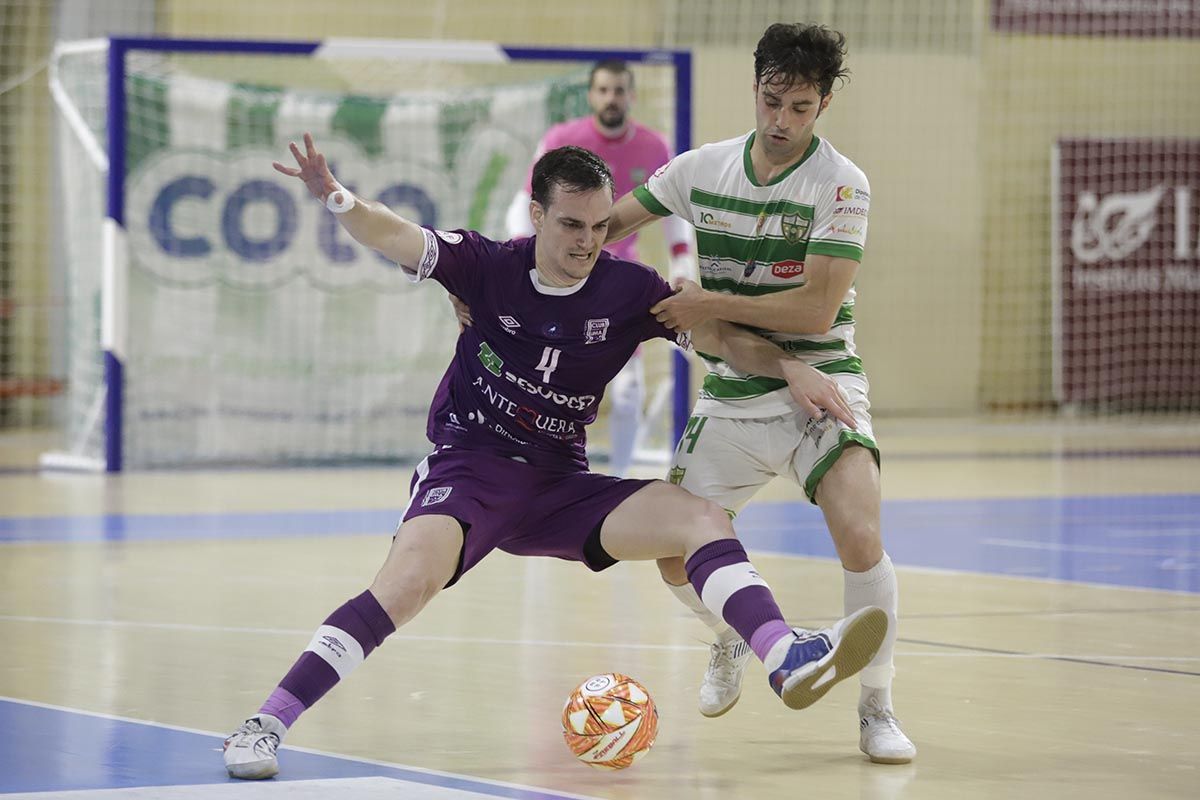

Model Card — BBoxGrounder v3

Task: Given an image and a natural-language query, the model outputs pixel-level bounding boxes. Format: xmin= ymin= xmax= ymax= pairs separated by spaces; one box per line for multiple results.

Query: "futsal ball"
xmin=561 ymin=673 xmax=658 ymax=770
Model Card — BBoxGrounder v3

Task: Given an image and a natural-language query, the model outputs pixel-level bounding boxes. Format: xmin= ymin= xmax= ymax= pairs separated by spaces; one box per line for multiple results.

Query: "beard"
xmin=596 ymin=105 xmax=626 ymax=130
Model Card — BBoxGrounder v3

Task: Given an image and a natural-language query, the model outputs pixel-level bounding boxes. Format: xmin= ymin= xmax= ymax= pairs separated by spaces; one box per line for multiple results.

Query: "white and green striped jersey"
xmin=634 ymin=131 xmax=870 ymax=418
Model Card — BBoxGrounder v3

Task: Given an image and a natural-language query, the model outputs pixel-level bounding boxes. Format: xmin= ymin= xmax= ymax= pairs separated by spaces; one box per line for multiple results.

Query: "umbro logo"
xmin=320 ymin=635 xmax=348 ymax=658
xmin=499 ymin=315 xmax=520 ymax=334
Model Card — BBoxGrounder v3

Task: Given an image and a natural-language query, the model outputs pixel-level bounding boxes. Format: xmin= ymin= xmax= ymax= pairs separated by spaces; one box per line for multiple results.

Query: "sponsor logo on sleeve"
xmin=834 ymin=205 xmax=869 ymax=218
xmin=435 ymin=230 xmax=463 ymax=244
xmin=836 ymin=185 xmax=870 ymax=203
xmin=418 ymin=228 xmax=439 ymax=279
xmin=421 ymin=487 xmax=453 ymax=506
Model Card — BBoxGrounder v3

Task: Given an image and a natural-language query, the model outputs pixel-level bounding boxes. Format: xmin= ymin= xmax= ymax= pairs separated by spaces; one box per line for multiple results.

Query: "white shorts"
xmin=667 ymin=374 xmax=879 ymax=513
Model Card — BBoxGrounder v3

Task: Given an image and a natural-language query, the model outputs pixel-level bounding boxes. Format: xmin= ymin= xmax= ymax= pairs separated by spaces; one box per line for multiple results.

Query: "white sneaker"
xmin=699 ymin=637 xmax=752 ymax=717
xmin=859 ymin=696 xmax=917 ymax=764
xmin=223 ymin=714 xmax=285 ymax=779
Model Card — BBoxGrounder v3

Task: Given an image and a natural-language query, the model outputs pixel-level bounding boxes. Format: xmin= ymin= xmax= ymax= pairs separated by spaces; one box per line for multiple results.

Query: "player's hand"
xmin=650 ymin=279 xmax=712 ymax=332
xmin=448 ymin=294 xmax=473 ymax=332
xmin=272 ymin=132 xmax=342 ymax=206
xmin=781 ymin=360 xmax=857 ymax=430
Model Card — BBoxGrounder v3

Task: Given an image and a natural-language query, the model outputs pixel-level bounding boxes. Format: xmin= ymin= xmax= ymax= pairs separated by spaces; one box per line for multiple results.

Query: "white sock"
xmin=665 ymin=580 xmax=735 ymax=640
xmin=844 ymin=552 xmax=898 ymax=689
xmin=762 ymin=630 xmax=797 ymax=673
xmin=859 ymin=684 xmax=893 ymax=714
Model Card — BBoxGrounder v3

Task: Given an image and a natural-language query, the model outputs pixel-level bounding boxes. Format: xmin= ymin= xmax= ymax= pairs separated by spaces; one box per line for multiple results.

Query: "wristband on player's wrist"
xmin=325 ymin=183 xmax=355 ymax=214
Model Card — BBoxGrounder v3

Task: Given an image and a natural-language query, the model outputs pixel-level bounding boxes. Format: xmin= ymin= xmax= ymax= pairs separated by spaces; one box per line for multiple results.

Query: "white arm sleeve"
xmin=505 ymin=189 xmax=535 ymax=238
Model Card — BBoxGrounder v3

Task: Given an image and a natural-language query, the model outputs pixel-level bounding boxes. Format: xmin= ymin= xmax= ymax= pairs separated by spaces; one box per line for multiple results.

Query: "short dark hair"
xmin=589 ymin=59 xmax=634 ymax=90
xmin=754 ymin=22 xmax=849 ymax=97
xmin=530 ymin=146 xmax=614 ymax=208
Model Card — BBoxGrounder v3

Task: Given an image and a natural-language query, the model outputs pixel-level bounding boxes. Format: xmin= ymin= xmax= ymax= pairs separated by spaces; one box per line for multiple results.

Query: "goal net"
xmin=47 ymin=37 xmax=689 ymax=470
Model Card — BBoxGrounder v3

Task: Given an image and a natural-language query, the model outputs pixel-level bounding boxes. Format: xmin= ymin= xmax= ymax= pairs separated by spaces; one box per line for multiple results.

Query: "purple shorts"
xmin=401 ymin=445 xmax=654 ymax=587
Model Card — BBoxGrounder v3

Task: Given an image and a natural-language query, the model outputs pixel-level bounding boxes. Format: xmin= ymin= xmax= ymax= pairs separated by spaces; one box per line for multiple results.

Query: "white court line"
xmin=0 ymin=614 xmax=708 ymax=651
xmin=982 ymin=538 xmax=1197 ymax=557
xmin=0 ymin=697 xmax=600 ymax=800
xmin=1 ymin=615 xmax=1196 ymax=662
xmin=746 ymin=549 xmax=1200 ymax=597
xmin=1107 ymin=528 xmax=1200 ymax=539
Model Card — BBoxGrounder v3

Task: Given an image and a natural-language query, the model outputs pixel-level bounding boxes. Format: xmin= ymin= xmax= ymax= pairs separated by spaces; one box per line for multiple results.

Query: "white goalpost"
xmin=45 ymin=36 xmax=693 ymax=471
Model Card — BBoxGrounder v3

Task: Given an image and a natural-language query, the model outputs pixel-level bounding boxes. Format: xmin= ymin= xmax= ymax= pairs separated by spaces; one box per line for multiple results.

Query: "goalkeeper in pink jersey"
xmin=505 ymin=60 xmax=697 ymax=476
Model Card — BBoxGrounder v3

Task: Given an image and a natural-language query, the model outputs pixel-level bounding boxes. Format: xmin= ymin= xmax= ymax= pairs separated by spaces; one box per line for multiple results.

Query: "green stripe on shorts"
xmin=802 ymin=430 xmax=879 ymax=503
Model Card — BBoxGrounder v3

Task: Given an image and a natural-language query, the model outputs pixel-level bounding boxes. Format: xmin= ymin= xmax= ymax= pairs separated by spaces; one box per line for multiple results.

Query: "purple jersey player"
xmin=221 ymin=134 xmax=889 ymax=780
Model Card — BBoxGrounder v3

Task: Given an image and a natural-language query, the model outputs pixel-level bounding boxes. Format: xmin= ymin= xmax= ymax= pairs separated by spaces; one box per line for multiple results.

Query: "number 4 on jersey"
xmin=536 ymin=346 xmax=561 ymax=383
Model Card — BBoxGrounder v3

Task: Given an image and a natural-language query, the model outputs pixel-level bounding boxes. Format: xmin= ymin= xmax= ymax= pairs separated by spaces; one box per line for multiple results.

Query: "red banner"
xmin=993 ymin=0 xmax=1200 ymax=37
xmin=1055 ymin=138 xmax=1200 ymax=408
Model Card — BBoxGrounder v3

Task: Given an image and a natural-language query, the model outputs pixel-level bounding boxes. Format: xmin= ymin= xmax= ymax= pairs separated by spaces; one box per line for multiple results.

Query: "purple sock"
xmin=257 ymin=589 xmax=396 ymax=728
xmin=259 ymin=687 xmax=305 ymax=729
xmin=685 ymin=539 xmax=791 ymax=662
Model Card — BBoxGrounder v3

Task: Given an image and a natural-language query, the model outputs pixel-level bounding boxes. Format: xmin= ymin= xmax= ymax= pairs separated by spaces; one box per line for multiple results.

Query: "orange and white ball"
xmin=561 ymin=673 xmax=658 ymax=770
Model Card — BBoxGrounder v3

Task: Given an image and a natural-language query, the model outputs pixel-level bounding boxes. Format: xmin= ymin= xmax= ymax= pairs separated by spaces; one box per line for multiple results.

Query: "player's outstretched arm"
xmin=690 ymin=320 xmax=855 ymax=428
xmin=273 ymin=132 xmax=426 ymax=271
xmin=605 ymin=191 xmax=660 ymax=245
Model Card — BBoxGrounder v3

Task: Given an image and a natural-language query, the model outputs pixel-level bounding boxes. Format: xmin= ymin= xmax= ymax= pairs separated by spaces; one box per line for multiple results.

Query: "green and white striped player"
xmin=607 ymin=22 xmax=916 ymax=765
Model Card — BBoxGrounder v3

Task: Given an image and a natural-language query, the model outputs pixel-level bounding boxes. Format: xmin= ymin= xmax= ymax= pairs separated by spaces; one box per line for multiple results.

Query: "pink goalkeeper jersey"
xmin=524 ymin=117 xmax=672 ymax=262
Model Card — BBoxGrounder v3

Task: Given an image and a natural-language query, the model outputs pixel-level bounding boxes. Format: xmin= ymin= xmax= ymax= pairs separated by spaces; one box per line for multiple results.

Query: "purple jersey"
xmin=408 ymin=228 xmax=686 ymax=470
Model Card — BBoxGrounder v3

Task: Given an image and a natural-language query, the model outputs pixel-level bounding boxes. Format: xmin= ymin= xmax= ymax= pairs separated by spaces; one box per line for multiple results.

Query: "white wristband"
xmin=325 ymin=184 xmax=355 ymax=214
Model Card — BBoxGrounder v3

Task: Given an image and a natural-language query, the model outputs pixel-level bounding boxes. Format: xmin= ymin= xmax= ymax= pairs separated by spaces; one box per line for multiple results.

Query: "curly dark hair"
xmin=530 ymin=146 xmax=614 ymax=208
xmin=754 ymin=22 xmax=850 ymax=97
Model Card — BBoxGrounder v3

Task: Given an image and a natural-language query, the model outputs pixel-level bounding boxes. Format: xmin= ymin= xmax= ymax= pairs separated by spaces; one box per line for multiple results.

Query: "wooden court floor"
xmin=1 ymin=418 xmax=1198 ymax=799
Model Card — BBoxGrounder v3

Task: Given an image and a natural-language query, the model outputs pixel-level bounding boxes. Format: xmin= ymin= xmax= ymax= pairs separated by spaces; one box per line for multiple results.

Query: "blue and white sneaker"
xmin=769 ymin=606 xmax=889 ymax=710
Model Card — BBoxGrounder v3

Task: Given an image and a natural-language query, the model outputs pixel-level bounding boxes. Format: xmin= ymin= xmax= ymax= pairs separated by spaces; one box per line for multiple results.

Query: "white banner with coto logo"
xmin=113 ymin=74 xmax=573 ymax=465
xmin=1054 ymin=138 xmax=1200 ymax=408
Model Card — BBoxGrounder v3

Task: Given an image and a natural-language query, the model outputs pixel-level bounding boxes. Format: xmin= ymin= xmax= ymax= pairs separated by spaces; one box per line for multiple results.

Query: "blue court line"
xmin=0 ymin=698 xmax=590 ymax=798
xmin=1 ymin=495 xmax=1197 ymax=593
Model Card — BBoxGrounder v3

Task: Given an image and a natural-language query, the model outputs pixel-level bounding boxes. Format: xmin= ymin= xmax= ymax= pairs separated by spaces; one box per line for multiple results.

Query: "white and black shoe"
xmin=223 ymin=714 xmax=285 ymax=779
xmin=699 ymin=636 xmax=752 ymax=717
xmin=860 ymin=695 xmax=917 ymax=764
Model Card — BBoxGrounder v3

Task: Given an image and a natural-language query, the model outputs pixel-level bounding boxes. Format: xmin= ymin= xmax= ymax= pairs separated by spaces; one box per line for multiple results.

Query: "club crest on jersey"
xmin=780 ymin=214 xmax=810 ymax=245
xmin=584 ymin=318 xmax=610 ymax=344
xmin=667 ymin=466 xmax=686 ymax=485
xmin=477 ymin=342 xmax=504 ymax=376
xmin=421 ymin=487 xmax=453 ymax=506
